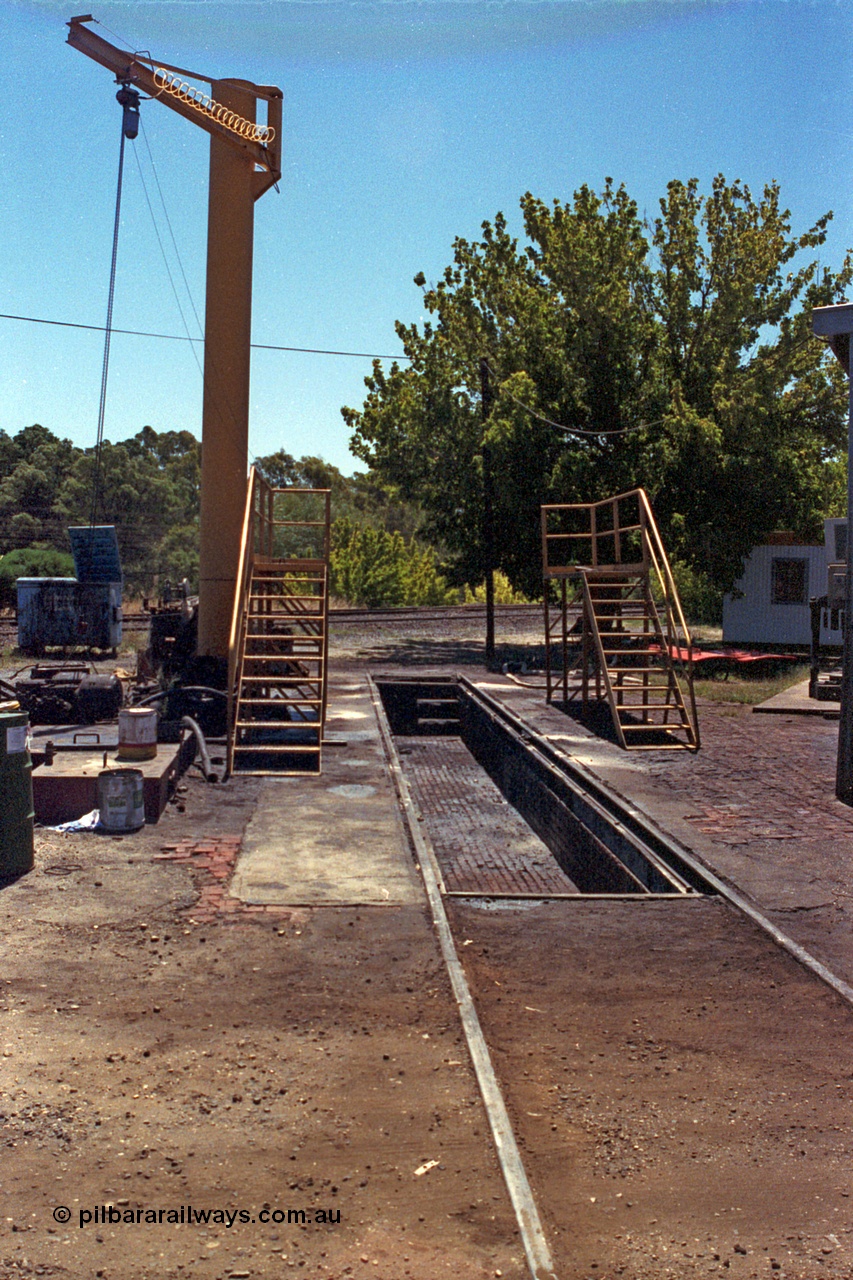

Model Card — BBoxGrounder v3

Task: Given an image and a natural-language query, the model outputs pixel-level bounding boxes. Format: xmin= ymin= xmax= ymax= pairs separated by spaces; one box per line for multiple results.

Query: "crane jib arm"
xmin=66 ymin=15 xmax=282 ymax=195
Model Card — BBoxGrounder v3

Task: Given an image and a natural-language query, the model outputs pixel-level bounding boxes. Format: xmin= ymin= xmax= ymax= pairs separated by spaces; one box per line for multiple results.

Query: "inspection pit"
xmin=374 ymin=676 xmax=716 ymax=899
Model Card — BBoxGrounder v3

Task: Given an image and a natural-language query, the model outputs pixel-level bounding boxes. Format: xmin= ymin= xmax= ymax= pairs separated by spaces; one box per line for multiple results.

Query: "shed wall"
xmin=723 ymin=546 xmax=825 ymax=644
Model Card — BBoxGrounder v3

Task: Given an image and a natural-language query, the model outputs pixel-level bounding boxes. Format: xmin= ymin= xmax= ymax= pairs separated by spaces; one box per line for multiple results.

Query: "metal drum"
xmin=118 ymin=707 xmax=158 ymax=761
xmin=0 ymin=709 xmax=35 ymax=876
xmin=98 ymin=768 xmax=145 ymax=832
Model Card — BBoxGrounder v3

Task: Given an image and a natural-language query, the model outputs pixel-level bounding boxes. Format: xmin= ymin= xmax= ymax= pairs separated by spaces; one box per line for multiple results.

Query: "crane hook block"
xmin=116 ymin=84 xmax=141 ymax=140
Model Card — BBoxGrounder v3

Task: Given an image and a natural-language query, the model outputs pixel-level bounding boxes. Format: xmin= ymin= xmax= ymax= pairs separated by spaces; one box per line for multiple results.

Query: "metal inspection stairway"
xmin=541 ymin=488 xmax=699 ymax=751
xmin=228 ymin=471 xmax=330 ymax=775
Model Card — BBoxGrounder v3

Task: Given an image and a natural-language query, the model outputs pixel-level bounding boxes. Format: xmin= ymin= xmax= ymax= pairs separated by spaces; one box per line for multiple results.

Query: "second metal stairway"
xmin=541 ymin=489 xmax=699 ymax=751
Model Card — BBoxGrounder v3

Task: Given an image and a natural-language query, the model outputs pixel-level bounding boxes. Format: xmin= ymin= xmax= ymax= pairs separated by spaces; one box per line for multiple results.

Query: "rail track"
xmin=329 ymin=602 xmax=555 ymax=626
xmin=0 ymin=602 xmax=564 ymax=652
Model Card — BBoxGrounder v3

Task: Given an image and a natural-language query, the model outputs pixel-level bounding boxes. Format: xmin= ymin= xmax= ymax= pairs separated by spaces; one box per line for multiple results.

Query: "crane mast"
xmin=66 ymin=15 xmax=283 ymax=662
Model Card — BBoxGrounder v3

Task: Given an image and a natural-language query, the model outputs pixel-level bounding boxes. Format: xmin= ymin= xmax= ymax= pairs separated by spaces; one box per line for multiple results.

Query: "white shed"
xmin=722 ymin=520 xmax=846 ymax=646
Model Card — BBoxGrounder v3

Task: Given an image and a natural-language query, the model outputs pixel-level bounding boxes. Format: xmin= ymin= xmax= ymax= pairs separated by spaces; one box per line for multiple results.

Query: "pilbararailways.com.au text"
xmin=69 ymin=1205 xmax=341 ymax=1229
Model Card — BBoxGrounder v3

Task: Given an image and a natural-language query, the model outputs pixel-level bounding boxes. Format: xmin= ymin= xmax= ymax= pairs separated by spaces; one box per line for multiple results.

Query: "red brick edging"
xmin=153 ymin=837 xmax=292 ymax=922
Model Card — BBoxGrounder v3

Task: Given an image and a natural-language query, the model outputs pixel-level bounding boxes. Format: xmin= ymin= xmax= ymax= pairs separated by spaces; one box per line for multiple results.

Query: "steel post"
xmin=836 ymin=342 xmax=853 ymax=803
xmin=197 ymin=81 xmax=257 ymax=658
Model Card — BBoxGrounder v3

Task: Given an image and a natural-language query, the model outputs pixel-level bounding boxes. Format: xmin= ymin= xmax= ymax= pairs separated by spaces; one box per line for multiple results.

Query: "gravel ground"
xmin=2 ymin=612 xmax=852 ymax=1280
xmin=1 ymin=775 xmax=521 ymax=1280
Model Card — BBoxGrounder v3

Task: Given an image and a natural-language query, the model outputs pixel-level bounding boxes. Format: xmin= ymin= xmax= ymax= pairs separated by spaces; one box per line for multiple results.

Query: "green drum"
xmin=0 ymin=710 xmax=35 ymax=876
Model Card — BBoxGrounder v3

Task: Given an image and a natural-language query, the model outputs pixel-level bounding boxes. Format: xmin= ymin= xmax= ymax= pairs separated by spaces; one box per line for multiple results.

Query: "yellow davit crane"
xmin=66 ymin=15 xmax=283 ymax=661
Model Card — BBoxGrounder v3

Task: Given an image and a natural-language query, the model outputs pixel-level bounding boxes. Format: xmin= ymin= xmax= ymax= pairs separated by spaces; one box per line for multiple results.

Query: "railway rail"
xmin=0 ymin=602 xmax=557 ymax=644
xmin=369 ymin=673 xmax=853 ymax=1279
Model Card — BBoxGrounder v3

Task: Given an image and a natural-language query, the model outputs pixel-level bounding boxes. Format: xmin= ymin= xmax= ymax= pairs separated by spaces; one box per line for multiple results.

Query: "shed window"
xmin=771 ymin=558 xmax=808 ymax=605
xmin=834 ymin=522 xmax=847 ymax=561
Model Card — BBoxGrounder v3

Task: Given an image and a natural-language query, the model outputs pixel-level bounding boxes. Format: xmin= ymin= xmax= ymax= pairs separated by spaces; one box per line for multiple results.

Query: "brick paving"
xmin=154 ymin=836 xmax=295 ymax=921
xmin=485 ymin=680 xmax=853 ymax=982
xmin=396 ymin=734 xmax=579 ymax=895
xmin=647 ymin=702 xmax=853 ymax=848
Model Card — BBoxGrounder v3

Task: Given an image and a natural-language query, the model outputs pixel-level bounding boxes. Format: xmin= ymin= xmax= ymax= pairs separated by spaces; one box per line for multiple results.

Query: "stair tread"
xmin=240 ymin=675 xmax=322 ymax=682
xmin=237 ymin=708 xmax=322 ymax=719
xmin=604 ymin=666 xmax=677 ymax=674
xmin=243 ymin=655 xmax=325 ymax=663
xmin=237 ymin=695 xmax=321 ymax=702
xmin=244 ymin=641 xmax=324 ymax=649
xmin=620 ymin=722 xmax=687 ymax=732
xmin=599 ymin=647 xmax=662 ymax=655
xmin=232 ymin=769 xmax=321 ymax=776
xmin=617 ymin=707 xmax=686 ymax=715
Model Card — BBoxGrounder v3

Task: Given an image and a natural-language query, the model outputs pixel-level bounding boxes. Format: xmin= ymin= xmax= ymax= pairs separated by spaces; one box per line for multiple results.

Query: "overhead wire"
xmin=0 ymin=312 xmax=406 ymax=361
xmin=481 ymin=359 xmax=663 ymax=438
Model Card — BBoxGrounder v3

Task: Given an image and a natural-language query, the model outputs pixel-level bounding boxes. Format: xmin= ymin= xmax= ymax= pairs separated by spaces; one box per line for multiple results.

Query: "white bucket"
xmin=118 ymin=707 xmax=157 ymax=761
xmin=98 ymin=768 xmax=145 ymax=832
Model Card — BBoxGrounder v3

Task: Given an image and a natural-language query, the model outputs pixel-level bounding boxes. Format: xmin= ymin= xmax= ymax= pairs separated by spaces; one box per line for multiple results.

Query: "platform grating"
xmin=395 ymin=735 xmax=579 ymax=896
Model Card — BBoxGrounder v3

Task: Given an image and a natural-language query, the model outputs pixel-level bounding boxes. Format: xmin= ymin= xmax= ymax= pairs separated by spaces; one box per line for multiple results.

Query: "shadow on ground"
xmin=552 ymin=698 xmax=692 ymax=748
xmin=353 ymin=637 xmax=548 ymax=668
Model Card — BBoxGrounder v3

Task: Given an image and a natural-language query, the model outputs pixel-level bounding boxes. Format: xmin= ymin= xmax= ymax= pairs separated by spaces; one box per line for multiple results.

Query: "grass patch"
xmin=694 ymin=663 xmax=810 ymax=706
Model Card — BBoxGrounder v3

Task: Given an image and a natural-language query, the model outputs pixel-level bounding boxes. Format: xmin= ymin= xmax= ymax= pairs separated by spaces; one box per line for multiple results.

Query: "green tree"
xmin=344 ymin=176 xmax=852 ymax=598
xmin=55 ymin=427 xmax=201 ymax=594
xmin=0 ymin=545 xmax=76 ymax=610
xmin=255 ymin=449 xmax=427 ymax=540
xmin=0 ymin=424 xmax=202 ymax=593
xmin=0 ymin=425 xmax=78 ymax=548
xmin=330 ymin=518 xmax=454 ymax=608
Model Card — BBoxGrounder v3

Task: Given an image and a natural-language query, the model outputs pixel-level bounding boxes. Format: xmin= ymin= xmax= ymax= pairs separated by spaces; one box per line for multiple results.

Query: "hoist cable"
xmin=90 ymin=107 xmax=129 ymax=530
xmin=138 ymin=119 xmax=205 ymax=342
xmin=131 ymin=126 xmax=264 ymax=481
xmin=131 ymin=140 xmax=204 ymax=379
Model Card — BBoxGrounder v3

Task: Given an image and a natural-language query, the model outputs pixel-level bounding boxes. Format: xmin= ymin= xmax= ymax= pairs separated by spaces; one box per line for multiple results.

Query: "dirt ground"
xmin=450 ymin=897 xmax=853 ymax=1280
xmin=2 ymin=618 xmax=853 ymax=1280
xmin=0 ymin=775 xmax=522 ymax=1280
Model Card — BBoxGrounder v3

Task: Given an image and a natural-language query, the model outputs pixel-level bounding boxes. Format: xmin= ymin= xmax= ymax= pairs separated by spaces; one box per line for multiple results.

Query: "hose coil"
xmin=153 ymin=68 xmax=275 ymax=146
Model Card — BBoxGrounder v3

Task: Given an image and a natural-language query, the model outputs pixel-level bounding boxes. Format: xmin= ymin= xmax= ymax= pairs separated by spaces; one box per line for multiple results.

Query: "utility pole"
xmin=67 ymin=17 xmax=282 ymax=663
xmin=480 ymin=358 xmax=496 ymax=667
xmin=812 ymin=303 xmax=853 ymax=803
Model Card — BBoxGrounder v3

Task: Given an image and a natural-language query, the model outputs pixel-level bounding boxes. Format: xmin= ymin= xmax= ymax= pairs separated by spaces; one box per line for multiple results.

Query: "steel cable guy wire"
xmin=89 ymin=103 xmax=129 ymax=530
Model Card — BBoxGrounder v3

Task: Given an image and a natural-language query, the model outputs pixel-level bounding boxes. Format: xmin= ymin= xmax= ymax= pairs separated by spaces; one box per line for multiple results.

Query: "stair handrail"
xmin=228 ymin=481 xmax=333 ymax=775
xmin=541 ymin=488 xmax=699 ymax=744
xmin=541 ymin=487 xmax=648 ymax=575
xmin=636 ymin=490 xmax=692 ymax=648
xmin=227 ymin=466 xmax=261 ymax=758
xmin=542 ymin=488 xmax=692 ymax=643
xmin=635 ymin=490 xmax=699 ymax=744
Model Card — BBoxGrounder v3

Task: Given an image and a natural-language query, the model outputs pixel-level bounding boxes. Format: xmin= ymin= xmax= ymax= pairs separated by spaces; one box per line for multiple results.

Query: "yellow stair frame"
xmin=541 ymin=488 xmax=700 ymax=751
xmin=227 ymin=468 xmax=331 ymax=775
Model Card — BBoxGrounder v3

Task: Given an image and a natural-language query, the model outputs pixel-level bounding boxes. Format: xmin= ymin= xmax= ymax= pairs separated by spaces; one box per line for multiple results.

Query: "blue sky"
xmin=1 ymin=0 xmax=851 ymax=473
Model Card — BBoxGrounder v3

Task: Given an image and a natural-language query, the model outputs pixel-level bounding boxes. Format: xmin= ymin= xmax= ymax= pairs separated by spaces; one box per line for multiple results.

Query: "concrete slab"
xmin=230 ymin=677 xmax=424 ymax=907
xmin=753 ymin=675 xmax=839 ymax=716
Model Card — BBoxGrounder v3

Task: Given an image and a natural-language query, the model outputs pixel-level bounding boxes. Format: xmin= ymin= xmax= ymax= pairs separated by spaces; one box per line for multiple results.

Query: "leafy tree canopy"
xmin=0 ymin=424 xmax=200 ymax=595
xmin=344 ymin=175 xmax=852 ymax=595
